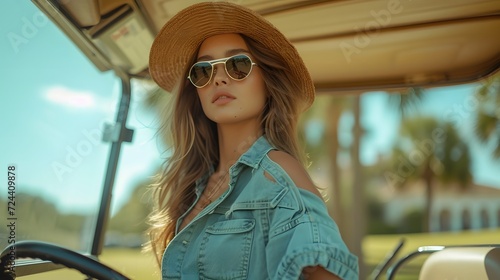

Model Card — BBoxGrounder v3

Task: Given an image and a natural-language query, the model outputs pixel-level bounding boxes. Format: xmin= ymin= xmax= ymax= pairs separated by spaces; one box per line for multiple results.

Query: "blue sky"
xmin=1 ymin=1 xmax=499 ymax=217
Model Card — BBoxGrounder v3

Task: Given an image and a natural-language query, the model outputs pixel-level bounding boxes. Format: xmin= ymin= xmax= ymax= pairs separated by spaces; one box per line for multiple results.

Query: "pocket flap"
xmin=206 ymin=219 xmax=255 ymax=234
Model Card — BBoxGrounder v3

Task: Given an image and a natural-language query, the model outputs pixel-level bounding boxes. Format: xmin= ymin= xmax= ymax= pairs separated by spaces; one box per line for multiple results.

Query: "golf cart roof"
xmin=35 ymin=0 xmax=500 ymax=92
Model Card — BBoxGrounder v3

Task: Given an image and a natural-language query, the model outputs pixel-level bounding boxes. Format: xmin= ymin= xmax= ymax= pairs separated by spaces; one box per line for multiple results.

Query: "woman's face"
xmin=194 ymin=33 xmax=267 ymax=126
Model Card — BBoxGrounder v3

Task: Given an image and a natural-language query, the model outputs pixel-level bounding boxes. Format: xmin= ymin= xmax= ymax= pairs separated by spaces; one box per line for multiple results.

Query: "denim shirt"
xmin=162 ymin=136 xmax=359 ymax=280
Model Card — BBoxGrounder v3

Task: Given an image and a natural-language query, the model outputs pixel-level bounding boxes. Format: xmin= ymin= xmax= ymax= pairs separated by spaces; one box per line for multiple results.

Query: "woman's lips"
xmin=212 ymin=92 xmax=236 ymax=104
xmin=213 ymin=95 xmax=235 ymax=105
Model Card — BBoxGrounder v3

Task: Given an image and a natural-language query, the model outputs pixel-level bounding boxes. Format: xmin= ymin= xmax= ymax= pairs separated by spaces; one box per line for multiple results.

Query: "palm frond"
xmin=472 ymin=74 xmax=500 ymax=158
xmin=474 ymin=111 xmax=497 ymax=142
xmin=494 ymin=140 xmax=500 ymax=158
xmin=389 ymin=87 xmax=426 ymax=118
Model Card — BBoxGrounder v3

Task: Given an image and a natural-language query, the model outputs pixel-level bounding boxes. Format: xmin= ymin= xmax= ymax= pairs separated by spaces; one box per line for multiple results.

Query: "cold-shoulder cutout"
xmin=267 ymin=150 xmax=322 ymax=199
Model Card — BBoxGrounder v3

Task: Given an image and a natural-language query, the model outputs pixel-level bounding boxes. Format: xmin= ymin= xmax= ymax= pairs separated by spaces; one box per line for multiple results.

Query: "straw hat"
xmin=148 ymin=1 xmax=315 ymax=110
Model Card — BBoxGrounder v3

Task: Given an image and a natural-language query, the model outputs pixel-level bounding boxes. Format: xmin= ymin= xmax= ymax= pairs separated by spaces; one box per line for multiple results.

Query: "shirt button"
xmin=182 ymin=240 xmax=188 ymax=245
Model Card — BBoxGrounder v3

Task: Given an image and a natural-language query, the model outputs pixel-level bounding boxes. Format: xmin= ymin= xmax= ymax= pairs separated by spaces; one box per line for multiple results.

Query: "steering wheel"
xmin=0 ymin=240 xmax=130 ymax=280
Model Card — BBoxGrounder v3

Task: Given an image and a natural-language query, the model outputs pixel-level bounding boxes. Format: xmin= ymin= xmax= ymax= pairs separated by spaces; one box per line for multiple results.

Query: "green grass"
xmin=19 ymin=229 xmax=500 ymax=279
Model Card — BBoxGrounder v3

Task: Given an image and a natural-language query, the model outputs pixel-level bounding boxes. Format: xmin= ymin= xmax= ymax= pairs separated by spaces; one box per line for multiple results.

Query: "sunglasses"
xmin=187 ymin=54 xmax=257 ymax=88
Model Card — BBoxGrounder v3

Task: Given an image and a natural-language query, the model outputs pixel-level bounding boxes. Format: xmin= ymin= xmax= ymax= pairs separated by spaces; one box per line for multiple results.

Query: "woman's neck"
xmin=215 ymin=122 xmax=262 ymax=174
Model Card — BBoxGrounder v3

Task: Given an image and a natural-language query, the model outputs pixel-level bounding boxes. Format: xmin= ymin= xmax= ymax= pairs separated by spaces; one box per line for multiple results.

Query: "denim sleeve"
xmin=266 ymin=189 xmax=359 ymax=280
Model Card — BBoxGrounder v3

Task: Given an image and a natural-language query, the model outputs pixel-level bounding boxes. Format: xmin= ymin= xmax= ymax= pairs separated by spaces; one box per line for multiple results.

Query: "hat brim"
xmin=148 ymin=2 xmax=315 ymax=109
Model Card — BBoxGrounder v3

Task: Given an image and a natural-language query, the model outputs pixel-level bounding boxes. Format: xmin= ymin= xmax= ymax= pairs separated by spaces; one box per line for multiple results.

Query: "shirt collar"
xmin=194 ymin=135 xmax=275 ymax=191
xmin=236 ymin=135 xmax=275 ymax=169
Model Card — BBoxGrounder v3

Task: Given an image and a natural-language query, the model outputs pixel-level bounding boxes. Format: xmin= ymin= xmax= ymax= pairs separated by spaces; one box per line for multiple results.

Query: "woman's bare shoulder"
xmin=267 ymin=150 xmax=322 ymax=199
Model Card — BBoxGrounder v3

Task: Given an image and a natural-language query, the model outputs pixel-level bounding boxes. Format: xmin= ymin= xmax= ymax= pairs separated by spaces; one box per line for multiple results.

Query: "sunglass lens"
xmin=226 ymin=55 xmax=252 ymax=80
xmin=190 ymin=62 xmax=212 ymax=87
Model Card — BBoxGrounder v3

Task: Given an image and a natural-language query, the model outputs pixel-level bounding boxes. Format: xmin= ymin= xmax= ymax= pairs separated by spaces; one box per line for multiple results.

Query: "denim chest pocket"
xmin=198 ymin=219 xmax=255 ymax=280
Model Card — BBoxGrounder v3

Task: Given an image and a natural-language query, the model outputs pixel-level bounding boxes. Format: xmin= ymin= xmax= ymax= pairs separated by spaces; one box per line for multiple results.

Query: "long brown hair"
xmin=145 ymin=34 xmax=309 ymax=265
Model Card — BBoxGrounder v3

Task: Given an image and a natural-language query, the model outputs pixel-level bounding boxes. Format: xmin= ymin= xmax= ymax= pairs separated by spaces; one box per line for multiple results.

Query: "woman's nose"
xmin=212 ymin=64 xmax=230 ymax=86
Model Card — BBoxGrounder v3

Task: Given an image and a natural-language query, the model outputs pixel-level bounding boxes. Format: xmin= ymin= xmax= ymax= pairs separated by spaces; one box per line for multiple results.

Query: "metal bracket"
xmin=102 ymin=122 xmax=134 ymax=143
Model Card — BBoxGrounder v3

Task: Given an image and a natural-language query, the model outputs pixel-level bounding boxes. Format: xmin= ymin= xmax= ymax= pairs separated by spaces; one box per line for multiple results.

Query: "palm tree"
xmin=300 ymin=94 xmax=366 ymax=278
xmin=350 ymin=94 xmax=366 ymax=279
xmin=299 ymin=95 xmax=350 ymax=233
xmin=473 ymin=74 xmax=500 ymax=158
xmin=388 ymin=116 xmax=473 ymax=232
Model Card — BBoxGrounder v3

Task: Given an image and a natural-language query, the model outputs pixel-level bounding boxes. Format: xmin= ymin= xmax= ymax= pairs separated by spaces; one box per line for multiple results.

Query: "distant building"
xmin=382 ymin=182 xmax=500 ymax=232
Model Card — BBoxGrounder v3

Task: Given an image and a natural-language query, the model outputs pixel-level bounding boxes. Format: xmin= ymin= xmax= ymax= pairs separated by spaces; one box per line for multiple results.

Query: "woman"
xmin=147 ymin=2 xmax=358 ymax=279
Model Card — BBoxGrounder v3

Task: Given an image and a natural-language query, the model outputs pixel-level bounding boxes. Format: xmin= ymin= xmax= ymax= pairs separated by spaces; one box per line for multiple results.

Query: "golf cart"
xmin=1 ymin=0 xmax=499 ymax=279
